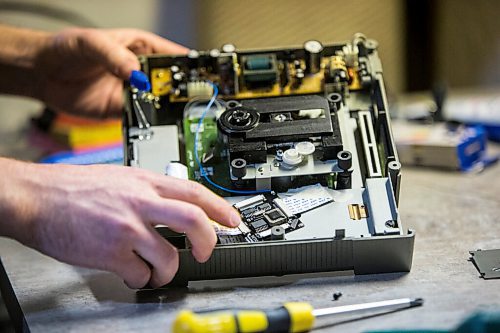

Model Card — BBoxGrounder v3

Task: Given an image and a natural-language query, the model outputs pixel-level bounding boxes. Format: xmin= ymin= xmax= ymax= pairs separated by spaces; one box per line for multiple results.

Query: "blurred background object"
xmin=0 ymin=0 xmax=499 ymax=162
xmin=192 ymin=0 xmax=405 ymax=94
xmin=434 ymin=0 xmax=500 ymax=89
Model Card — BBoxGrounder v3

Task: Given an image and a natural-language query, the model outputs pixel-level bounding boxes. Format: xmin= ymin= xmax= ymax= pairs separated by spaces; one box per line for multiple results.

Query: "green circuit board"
xmin=182 ymin=115 xmax=232 ymax=196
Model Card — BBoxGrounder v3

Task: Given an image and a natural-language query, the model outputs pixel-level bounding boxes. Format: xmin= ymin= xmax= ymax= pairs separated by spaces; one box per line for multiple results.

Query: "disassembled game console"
xmin=123 ymin=33 xmax=415 ymax=286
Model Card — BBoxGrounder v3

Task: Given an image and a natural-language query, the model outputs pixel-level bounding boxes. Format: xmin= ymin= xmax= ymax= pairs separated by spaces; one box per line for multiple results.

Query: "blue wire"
xmin=194 ymin=83 xmax=270 ymax=195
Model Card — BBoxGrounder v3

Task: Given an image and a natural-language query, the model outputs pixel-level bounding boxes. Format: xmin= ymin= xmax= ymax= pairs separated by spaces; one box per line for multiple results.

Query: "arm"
xmin=0 ymin=25 xmax=50 ymax=98
xmin=0 ymin=24 xmax=187 ymax=117
xmin=0 ymin=26 xmax=240 ymax=288
xmin=0 ymin=158 xmax=241 ymax=288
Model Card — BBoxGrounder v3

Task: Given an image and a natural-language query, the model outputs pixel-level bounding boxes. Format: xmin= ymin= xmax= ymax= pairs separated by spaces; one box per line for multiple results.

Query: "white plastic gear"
xmin=282 ymin=148 xmax=303 ymax=166
xmin=294 ymin=141 xmax=316 ymax=156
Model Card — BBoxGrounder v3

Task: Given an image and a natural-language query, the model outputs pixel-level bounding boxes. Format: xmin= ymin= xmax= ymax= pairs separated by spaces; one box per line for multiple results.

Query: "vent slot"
xmin=358 ymin=111 xmax=382 ymax=177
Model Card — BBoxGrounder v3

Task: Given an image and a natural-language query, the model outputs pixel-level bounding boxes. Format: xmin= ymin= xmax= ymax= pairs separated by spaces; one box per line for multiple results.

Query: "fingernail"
xmin=124 ymin=280 xmax=141 ymax=290
xmin=196 ymin=252 xmax=210 ymax=263
xmin=230 ymin=209 xmax=242 ymax=227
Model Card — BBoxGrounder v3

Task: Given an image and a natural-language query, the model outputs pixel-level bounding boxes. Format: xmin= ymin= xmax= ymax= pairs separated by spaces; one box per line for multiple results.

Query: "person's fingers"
xmin=106 ymin=78 xmax=126 ymax=116
xmin=133 ymin=226 xmax=179 ymax=288
xmin=151 ymin=177 xmax=241 ymax=228
xmin=142 ymin=198 xmax=217 ymax=263
xmin=131 ymin=30 xmax=189 ymax=54
xmin=45 ymin=73 xmax=123 ymax=118
xmin=75 ymin=29 xmax=140 ymax=80
xmin=107 ymin=29 xmax=189 ymax=55
xmin=111 ymin=252 xmax=151 ymax=289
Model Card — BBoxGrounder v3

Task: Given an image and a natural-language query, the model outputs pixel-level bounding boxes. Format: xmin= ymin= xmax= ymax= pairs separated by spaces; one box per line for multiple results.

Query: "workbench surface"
xmin=1 ymin=158 xmax=499 ymax=332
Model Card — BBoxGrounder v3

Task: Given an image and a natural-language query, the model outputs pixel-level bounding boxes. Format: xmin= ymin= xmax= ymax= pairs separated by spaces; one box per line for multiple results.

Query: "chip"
xmin=266 ymin=209 xmax=284 ymax=221
xmin=250 ymin=219 xmax=268 ymax=230
xmin=257 ymin=203 xmax=272 ymax=211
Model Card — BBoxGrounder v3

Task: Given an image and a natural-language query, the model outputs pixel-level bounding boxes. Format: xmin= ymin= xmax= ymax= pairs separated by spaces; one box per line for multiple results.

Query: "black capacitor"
xmin=172 ymin=71 xmax=185 ymax=90
xmin=217 ymin=55 xmax=237 ymax=95
xmin=209 ymin=48 xmax=221 ymax=72
xmin=304 ymin=40 xmax=323 ymax=74
xmin=187 ymin=49 xmax=200 ymax=68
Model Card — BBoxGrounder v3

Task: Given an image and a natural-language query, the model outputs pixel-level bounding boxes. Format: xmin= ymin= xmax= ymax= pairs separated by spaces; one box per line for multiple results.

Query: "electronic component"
xmin=348 ymin=204 xmax=368 ymax=220
xmin=241 ymin=54 xmax=278 ymax=88
xmin=187 ymin=81 xmax=213 ymax=98
xmin=325 ymin=56 xmax=349 ymax=94
xmin=124 ymin=34 xmax=414 ymax=286
xmin=218 ymin=192 xmax=303 ymax=244
xmin=304 ymin=40 xmax=323 ymax=74
xmin=216 ymin=94 xmax=343 ymax=192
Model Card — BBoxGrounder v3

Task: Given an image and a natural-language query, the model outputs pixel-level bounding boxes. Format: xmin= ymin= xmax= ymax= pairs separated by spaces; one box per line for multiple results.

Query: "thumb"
xmin=76 ymin=29 xmax=140 ymax=80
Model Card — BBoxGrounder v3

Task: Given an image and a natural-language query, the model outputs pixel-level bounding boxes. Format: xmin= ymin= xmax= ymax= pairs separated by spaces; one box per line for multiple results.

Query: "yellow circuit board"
xmin=150 ymin=57 xmax=362 ymax=102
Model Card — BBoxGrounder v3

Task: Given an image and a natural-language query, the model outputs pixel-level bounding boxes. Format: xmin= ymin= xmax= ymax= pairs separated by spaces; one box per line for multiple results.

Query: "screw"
xmin=385 ymin=220 xmax=397 ymax=228
xmin=332 ymin=292 xmax=343 ymax=301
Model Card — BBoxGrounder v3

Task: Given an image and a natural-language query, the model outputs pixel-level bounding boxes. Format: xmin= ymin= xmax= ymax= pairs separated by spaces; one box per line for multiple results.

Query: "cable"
xmin=183 ymin=95 xmax=226 ymax=120
xmin=194 ymin=83 xmax=270 ymax=195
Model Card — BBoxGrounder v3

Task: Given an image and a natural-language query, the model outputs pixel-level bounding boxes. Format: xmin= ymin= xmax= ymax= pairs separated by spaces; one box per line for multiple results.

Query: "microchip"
xmin=241 ymin=207 xmax=256 ymax=216
xmin=230 ymin=193 xmax=304 ymax=244
xmin=264 ymin=209 xmax=286 ymax=226
xmin=257 ymin=203 xmax=271 ymax=211
xmin=250 ymin=219 xmax=268 ymax=230
xmin=266 ymin=209 xmax=284 ymax=221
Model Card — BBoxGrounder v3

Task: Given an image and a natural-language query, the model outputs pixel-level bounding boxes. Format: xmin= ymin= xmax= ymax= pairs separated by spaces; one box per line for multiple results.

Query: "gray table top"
xmin=1 ymin=159 xmax=500 ymax=332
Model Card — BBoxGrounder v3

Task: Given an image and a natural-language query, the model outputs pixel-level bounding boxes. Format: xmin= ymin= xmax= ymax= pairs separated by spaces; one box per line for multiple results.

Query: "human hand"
xmin=34 ymin=27 xmax=188 ymax=118
xmin=0 ymin=159 xmax=240 ymax=288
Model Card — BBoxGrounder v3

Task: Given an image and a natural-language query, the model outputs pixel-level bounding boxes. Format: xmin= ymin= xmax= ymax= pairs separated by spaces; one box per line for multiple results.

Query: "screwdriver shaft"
xmin=312 ymin=298 xmax=423 ymax=317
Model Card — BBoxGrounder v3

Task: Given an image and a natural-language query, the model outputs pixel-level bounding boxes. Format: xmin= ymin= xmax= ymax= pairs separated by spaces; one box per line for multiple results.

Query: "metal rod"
xmin=132 ymin=92 xmax=151 ymax=129
xmin=312 ymin=298 xmax=423 ymax=318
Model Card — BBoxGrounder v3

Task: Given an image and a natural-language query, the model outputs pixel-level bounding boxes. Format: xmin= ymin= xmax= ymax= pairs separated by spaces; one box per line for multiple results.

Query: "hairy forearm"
xmin=0 ymin=24 xmax=51 ymax=98
xmin=0 ymin=158 xmax=38 ymax=246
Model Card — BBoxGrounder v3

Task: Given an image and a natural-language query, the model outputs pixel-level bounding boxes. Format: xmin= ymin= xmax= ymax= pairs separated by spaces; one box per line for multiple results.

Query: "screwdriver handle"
xmin=172 ymin=302 xmax=315 ymax=333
